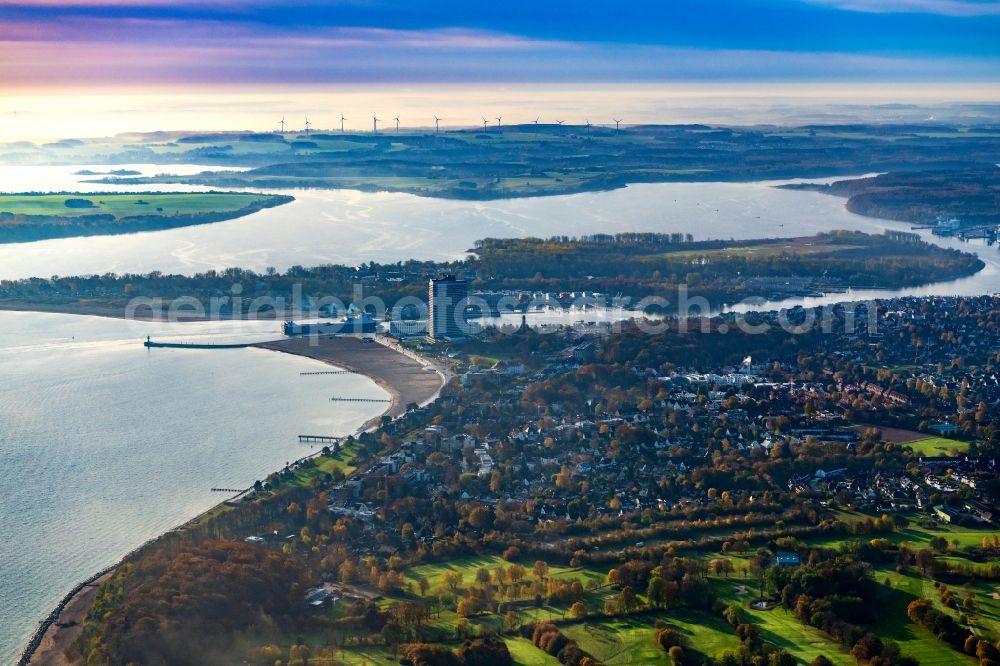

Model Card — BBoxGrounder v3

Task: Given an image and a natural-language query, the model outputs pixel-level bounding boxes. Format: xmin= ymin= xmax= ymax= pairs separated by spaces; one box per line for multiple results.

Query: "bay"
xmin=0 ymin=313 xmax=387 ymax=665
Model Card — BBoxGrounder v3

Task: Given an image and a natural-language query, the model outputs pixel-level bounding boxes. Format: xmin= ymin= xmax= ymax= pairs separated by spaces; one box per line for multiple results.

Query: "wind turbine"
xmin=278 ymin=117 xmax=285 ymax=133
xmin=495 ymin=116 xmax=503 ymax=133
xmin=304 ymin=117 xmax=311 ymax=134
xmin=434 ymin=115 xmax=441 ymax=134
xmin=340 ymin=113 xmax=346 ymax=132
xmin=532 ymin=116 xmax=540 ymax=124
xmin=613 ymin=118 xmax=622 ymax=132
xmin=555 ymin=119 xmax=565 ymax=125
xmin=585 ymin=119 xmax=592 ymax=135
xmin=482 ymin=117 xmax=490 ymax=132
xmin=373 ymin=116 xmax=380 ymax=134
xmin=394 ymin=115 xmax=400 ymax=133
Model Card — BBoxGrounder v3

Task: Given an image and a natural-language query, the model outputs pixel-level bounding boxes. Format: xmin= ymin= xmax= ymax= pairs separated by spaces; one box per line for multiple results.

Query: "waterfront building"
xmin=428 ymin=276 xmax=468 ymax=340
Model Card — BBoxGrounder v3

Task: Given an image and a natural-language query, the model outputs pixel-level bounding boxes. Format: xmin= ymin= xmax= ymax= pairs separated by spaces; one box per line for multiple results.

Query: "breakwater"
xmin=143 ymin=338 xmax=256 ymax=349
xmin=15 ymin=565 xmax=113 ymax=666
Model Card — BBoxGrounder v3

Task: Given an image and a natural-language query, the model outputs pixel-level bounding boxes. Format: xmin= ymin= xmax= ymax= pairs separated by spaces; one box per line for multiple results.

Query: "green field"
xmin=0 ymin=191 xmax=292 ymax=243
xmin=818 ymin=511 xmax=999 ymax=551
xmin=712 ymin=579 xmax=852 ymax=665
xmin=875 ymin=569 xmax=978 ymax=665
xmin=560 ymin=611 xmax=743 ymax=665
xmin=403 ymin=554 xmax=606 ymax=594
xmin=905 ymin=436 xmax=970 ymax=456
xmin=504 ymin=637 xmax=562 ymax=665
xmin=0 ymin=192 xmax=277 ymax=217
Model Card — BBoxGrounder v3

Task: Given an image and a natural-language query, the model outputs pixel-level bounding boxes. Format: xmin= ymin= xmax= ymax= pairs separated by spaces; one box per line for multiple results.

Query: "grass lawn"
xmin=558 ymin=611 xmax=743 ymax=665
xmin=714 ymin=580 xmax=853 ymax=665
xmin=967 ymin=579 xmax=1000 ymax=643
xmin=816 ymin=511 xmax=999 ymax=551
xmin=875 ymin=569 xmax=977 ymax=665
xmin=284 ymin=442 xmax=364 ymax=489
xmin=905 ymin=436 xmax=970 ymax=456
xmin=505 ymin=637 xmax=562 ymax=666
xmin=881 ymin=571 xmax=1000 ymax=645
xmin=403 ymin=554 xmax=605 ymax=594
xmin=561 ymin=617 xmax=671 ymax=664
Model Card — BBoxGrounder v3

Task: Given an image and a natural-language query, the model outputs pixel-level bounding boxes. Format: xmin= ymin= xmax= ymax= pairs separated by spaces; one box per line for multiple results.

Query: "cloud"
xmin=0 ymin=18 xmax=557 ymax=49
xmin=803 ymin=0 xmax=1000 ymax=16
xmin=0 ymin=0 xmax=256 ymax=5
xmin=0 ymin=2 xmax=998 ymax=86
xmin=1 ymin=28 xmax=996 ymax=87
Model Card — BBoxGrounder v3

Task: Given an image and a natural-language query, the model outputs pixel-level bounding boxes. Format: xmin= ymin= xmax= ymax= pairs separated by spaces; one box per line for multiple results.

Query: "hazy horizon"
xmin=2 ymin=82 xmax=1000 ymax=144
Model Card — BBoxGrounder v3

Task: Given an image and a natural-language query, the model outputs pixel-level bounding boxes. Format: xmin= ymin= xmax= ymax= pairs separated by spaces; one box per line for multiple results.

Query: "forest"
xmin=0 ymin=230 xmax=983 ymax=316
xmin=783 ymin=167 xmax=1000 ymax=228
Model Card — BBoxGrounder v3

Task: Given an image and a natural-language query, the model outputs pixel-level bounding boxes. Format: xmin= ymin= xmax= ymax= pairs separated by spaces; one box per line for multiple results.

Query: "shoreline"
xmin=0 ymin=302 xmax=295 ymax=322
xmin=19 ymin=334 xmax=448 ymax=666
xmin=255 ymin=335 xmax=450 ymax=419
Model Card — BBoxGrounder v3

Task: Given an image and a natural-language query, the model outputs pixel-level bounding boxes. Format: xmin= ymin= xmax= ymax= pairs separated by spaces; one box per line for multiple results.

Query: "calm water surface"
xmin=0 ymin=165 xmax=996 ymax=302
xmin=0 ymin=312 xmax=387 ymax=664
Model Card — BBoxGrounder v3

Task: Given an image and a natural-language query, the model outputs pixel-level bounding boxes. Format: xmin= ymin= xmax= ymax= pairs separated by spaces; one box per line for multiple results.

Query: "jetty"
xmin=300 ymin=370 xmax=354 ymax=375
xmin=144 ymin=336 xmax=254 ymax=350
xmin=331 ymin=396 xmax=391 ymax=403
xmin=299 ymin=434 xmax=341 ymax=444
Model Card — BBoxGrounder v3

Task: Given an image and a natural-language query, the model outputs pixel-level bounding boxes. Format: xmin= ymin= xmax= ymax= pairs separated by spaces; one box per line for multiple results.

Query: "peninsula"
xmin=0 ymin=230 xmax=984 ymax=318
xmin=781 ymin=166 xmax=1000 ymax=234
xmin=0 ymin=192 xmax=293 ymax=243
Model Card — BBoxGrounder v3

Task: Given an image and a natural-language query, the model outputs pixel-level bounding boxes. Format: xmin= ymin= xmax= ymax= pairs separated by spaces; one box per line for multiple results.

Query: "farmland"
xmin=0 ymin=191 xmax=292 ymax=243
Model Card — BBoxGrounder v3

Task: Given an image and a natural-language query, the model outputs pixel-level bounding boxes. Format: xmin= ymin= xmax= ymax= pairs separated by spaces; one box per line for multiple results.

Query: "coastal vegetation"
xmin=470 ymin=230 xmax=982 ymax=295
xmin=0 ymin=192 xmax=292 ymax=243
xmin=781 ymin=166 xmax=1000 ymax=229
xmin=0 ymin=230 xmax=983 ymax=316
xmin=4 ymin=124 xmax=999 ymax=200
xmin=62 ymin=295 xmax=1000 ymax=665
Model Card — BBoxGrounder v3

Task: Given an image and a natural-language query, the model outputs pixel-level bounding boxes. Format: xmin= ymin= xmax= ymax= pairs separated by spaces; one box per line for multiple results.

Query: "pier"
xmin=300 ymin=370 xmax=354 ymax=375
xmin=298 ymin=434 xmax=341 ymax=444
xmin=210 ymin=487 xmax=246 ymax=493
xmin=330 ymin=396 xmax=391 ymax=403
xmin=144 ymin=337 xmax=254 ymax=350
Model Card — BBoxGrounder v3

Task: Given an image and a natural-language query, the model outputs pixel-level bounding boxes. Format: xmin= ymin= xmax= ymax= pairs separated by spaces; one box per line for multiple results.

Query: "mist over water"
xmin=2 ymin=84 xmax=1000 ymax=143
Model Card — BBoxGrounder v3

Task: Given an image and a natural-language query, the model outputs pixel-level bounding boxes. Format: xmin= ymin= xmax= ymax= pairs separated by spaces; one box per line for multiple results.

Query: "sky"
xmin=1 ymin=0 xmax=999 ymax=87
xmin=0 ymin=0 xmax=998 ymax=140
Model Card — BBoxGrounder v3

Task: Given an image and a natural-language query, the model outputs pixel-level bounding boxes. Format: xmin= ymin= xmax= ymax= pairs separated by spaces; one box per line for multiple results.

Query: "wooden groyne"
xmin=330 ymin=397 xmax=391 ymax=403
xmin=210 ymin=487 xmax=247 ymax=493
xmin=300 ymin=370 xmax=354 ymax=375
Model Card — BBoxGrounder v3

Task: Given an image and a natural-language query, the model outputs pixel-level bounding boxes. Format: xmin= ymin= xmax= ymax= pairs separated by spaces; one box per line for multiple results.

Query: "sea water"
xmin=0 ymin=312 xmax=387 ymax=664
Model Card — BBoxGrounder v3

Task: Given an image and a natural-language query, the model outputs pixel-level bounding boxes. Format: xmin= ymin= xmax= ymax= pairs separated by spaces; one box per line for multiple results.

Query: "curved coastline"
xmin=19 ymin=334 xmax=448 ymax=666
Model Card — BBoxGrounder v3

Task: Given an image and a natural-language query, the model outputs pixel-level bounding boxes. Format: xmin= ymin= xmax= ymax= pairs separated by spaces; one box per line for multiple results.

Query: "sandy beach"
xmin=255 ymin=335 xmax=449 ymax=417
